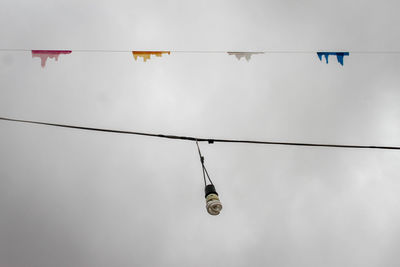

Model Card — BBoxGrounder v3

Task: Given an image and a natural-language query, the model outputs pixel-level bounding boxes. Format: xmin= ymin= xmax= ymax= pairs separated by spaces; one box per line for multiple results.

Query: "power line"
xmin=1 ymin=48 xmax=400 ymax=54
xmin=1 ymin=116 xmax=399 ymax=150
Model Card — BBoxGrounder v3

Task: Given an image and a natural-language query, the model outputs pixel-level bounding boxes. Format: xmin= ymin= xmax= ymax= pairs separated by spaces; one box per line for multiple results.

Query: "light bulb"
xmin=205 ymin=184 xmax=222 ymax=216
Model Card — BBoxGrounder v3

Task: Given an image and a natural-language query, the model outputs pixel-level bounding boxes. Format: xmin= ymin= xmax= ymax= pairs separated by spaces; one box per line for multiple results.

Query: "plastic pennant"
xmin=317 ymin=52 xmax=349 ymax=66
xmin=227 ymin=52 xmax=264 ymax=61
xmin=132 ymin=51 xmax=170 ymax=62
xmin=31 ymin=50 xmax=72 ymax=68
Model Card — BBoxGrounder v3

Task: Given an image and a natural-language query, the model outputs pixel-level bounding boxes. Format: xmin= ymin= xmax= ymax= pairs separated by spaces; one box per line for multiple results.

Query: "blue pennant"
xmin=317 ymin=52 xmax=349 ymax=66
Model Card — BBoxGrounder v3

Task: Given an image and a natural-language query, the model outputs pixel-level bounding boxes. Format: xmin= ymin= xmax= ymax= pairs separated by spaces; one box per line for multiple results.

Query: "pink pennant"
xmin=31 ymin=50 xmax=72 ymax=68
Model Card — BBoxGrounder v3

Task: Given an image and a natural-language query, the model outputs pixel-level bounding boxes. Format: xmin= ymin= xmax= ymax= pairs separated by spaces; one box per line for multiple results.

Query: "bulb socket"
xmin=205 ymin=184 xmax=218 ymax=197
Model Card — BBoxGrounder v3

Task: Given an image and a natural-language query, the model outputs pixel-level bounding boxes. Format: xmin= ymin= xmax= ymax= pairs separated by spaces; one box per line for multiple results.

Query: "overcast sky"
xmin=1 ymin=0 xmax=400 ymax=266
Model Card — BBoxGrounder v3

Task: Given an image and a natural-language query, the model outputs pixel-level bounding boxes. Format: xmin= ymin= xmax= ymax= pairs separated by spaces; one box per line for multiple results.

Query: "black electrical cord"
xmin=1 ymin=116 xmax=400 ymax=151
xmin=196 ymin=141 xmax=214 ymax=186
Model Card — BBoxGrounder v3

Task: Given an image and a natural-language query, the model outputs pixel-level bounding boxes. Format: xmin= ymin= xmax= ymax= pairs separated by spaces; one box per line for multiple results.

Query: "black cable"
xmin=1 ymin=116 xmax=400 ymax=151
xmin=203 ymin=166 xmax=214 ymax=185
xmin=196 ymin=141 xmax=214 ymax=185
xmin=201 ymin=165 xmax=207 ymax=186
xmin=196 ymin=141 xmax=207 ymax=185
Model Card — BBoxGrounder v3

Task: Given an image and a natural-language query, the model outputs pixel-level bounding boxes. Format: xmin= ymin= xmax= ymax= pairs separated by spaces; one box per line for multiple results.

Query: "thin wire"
xmin=1 ymin=48 xmax=400 ymax=54
xmin=201 ymin=165 xmax=207 ymax=186
xmin=196 ymin=141 xmax=211 ymax=185
xmin=196 ymin=141 xmax=213 ymax=185
xmin=1 ymin=116 xmax=400 ymax=151
xmin=196 ymin=141 xmax=207 ymax=185
xmin=203 ymin=166 xmax=214 ymax=185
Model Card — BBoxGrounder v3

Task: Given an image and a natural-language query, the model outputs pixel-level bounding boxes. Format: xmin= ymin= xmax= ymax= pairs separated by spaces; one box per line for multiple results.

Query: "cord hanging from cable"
xmin=196 ymin=140 xmax=214 ymax=186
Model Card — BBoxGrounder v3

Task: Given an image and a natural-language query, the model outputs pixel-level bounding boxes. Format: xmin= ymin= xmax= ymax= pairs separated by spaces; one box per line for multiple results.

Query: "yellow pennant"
xmin=132 ymin=51 xmax=170 ymax=62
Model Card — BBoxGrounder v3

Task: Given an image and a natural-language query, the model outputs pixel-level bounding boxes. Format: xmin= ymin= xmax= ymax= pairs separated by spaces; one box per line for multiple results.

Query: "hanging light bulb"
xmin=195 ymin=141 xmax=222 ymax=215
xmin=205 ymin=184 xmax=222 ymax=215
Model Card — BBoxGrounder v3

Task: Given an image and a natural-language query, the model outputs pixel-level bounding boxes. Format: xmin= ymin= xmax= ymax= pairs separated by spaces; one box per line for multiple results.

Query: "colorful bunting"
xmin=26 ymin=50 xmax=353 ymax=67
xmin=227 ymin=52 xmax=264 ymax=61
xmin=317 ymin=52 xmax=349 ymax=66
xmin=31 ymin=50 xmax=72 ymax=68
xmin=132 ymin=51 xmax=170 ymax=62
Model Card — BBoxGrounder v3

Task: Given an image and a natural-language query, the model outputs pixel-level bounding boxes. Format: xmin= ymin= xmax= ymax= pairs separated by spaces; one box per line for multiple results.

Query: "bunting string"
xmin=1 ymin=48 xmax=400 ymax=54
xmin=1 ymin=48 xmax=400 ymax=66
xmin=1 ymin=116 xmax=400 ymax=151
